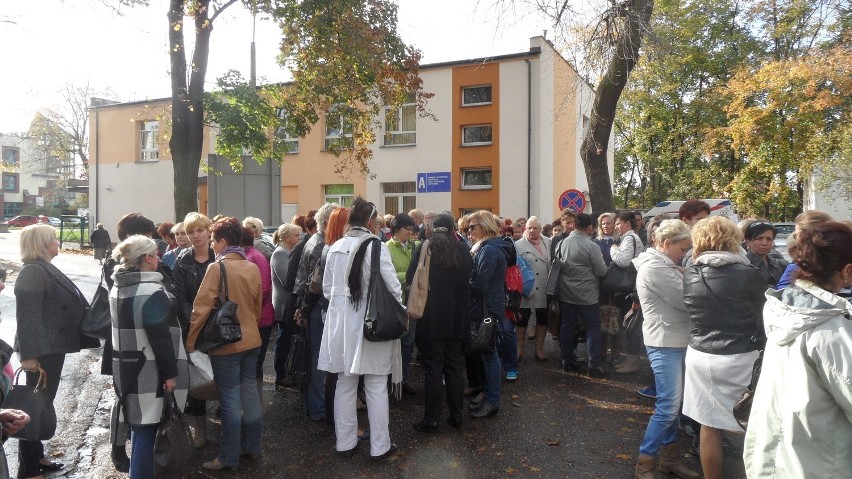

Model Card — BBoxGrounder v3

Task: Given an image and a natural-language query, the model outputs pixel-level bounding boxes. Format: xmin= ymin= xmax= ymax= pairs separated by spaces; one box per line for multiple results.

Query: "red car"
xmin=3 ymin=215 xmax=42 ymax=227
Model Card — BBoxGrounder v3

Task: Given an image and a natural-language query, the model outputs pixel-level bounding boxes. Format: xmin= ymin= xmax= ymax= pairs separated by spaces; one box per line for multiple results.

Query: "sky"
xmin=0 ymin=0 xmax=550 ymax=134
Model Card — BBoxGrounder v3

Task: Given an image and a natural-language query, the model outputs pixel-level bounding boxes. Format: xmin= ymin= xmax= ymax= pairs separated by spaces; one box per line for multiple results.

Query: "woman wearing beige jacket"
xmin=187 ymin=217 xmax=262 ymax=472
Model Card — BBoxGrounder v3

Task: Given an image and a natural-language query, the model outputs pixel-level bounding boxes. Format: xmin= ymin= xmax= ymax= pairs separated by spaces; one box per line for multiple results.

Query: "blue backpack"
xmin=515 ymin=255 xmax=535 ymax=298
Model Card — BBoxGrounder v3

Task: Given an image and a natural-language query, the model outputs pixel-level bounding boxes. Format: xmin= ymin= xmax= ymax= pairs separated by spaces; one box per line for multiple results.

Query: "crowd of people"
xmin=6 ymin=198 xmax=851 ymax=478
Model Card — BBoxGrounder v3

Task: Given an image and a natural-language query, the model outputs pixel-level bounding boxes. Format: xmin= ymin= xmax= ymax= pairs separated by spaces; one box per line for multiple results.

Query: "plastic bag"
xmin=188 ymin=351 xmax=218 ymax=401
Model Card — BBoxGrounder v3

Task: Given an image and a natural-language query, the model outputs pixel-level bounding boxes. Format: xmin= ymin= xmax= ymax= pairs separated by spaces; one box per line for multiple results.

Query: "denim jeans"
xmin=129 ymin=424 xmax=158 ymax=479
xmin=498 ymin=313 xmax=519 ymax=373
xmin=300 ymin=306 xmax=326 ymax=419
xmin=639 ymin=346 xmax=686 ymax=456
xmin=558 ymin=302 xmax=602 ymax=366
xmin=210 ymin=348 xmax=262 ymax=467
xmin=481 ymin=348 xmax=501 ymax=405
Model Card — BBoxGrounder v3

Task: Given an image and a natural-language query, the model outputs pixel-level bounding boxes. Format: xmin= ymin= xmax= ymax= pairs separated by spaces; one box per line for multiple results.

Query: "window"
xmin=324 ymin=184 xmax=354 ymax=206
xmin=140 ymin=121 xmax=159 ymax=162
xmin=462 ymin=85 xmax=492 ymax=106
xmin=462 ymin=124 xmax=492 ymax=146
xmin=460 ymin=207 xmax=490 ymax=217
xmin=2 ymin=173 xmax=19 ymax=192
xmin=382 ymin=182 xmax=416 ymax=215
xmin=1 ymin=146 xmax=20 ymax=166
xmin=275 ymin=108 xmax=299 ymax=154
xmin=384 ymin=99 xmax=416 ymax=146
xmin=461 ymin=168 xmax=492 ymax=190
xmin=3 ymin=202 xmax=22 ymax=218
xmin=324 ymin=106 xmax=353 ymax=151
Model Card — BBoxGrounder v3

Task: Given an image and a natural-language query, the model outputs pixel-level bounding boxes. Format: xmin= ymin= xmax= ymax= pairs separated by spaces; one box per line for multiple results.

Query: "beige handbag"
xmin=406 ymin=240 xmax=430 ymax=320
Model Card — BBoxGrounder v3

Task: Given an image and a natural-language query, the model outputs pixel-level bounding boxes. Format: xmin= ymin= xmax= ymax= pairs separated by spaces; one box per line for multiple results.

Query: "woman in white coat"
xmin=318 ymin=197 xmax=402 ymax=461
xmin=514 ymin=216 xmax=551 ymax=360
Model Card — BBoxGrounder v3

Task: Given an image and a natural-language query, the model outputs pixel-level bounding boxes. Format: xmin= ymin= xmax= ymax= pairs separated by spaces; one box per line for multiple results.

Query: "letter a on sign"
xmin=418 ymin=176 xmax=426 ymax=190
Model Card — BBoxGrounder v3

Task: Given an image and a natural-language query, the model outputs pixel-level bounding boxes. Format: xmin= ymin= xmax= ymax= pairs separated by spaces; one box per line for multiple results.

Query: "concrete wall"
xmin=207 ymin=155 xmax=281 ymax=227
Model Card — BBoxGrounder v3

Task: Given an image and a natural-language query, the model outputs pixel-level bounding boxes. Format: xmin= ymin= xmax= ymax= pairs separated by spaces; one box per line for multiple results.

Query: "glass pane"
xmin=384 ymin=196 xmax=399 ymax=215
xmin=463 ymin=125 xmax=492 ymax=144
xmin=463 ymin=169 xmax=492 ymax=187
xmin=401 ymin=104 xmax=416 ymax=131
xmin=325 ymin=184 xmax=354 ymax=195
xmin=402 ymin=195 xmax=417 ymax=213
xmin=463 ymin=86 xmax=492 ymax=105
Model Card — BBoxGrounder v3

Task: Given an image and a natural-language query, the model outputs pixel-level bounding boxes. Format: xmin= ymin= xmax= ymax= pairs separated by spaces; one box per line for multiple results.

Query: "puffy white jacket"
xmin=632 ymin=249 xmax=690 ymax=348
xmin=744 ymin=280 xmax=852 ymax=478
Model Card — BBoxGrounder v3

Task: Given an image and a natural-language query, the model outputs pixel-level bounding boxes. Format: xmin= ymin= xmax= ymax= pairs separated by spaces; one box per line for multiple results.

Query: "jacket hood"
xmin=632 ymin=249 xmax=673 ymax=270
xmin=694 ymin=250 xmax=750 ymax=267
xmin=493 ymin=237 xmax=517 ymax=265
xmin=764 ymin=280 xmax=852 ymax=346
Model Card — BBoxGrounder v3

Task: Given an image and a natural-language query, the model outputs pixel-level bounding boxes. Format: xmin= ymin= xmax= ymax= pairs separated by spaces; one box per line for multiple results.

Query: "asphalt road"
xmin=0 ymin=229 xmax=748 ymax=478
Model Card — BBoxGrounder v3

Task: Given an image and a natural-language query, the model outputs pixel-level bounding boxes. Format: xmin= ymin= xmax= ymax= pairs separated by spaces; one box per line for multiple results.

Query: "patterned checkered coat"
xmin=110 ymin=271 xmax=188 ymax=425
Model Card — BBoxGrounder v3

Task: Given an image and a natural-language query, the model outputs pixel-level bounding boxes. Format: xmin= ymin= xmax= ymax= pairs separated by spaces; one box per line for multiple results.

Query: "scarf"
xmin=215 ymin=246 xmax=247 ymax=261
xmin=527 ymin=236 xmax=545 ymax=256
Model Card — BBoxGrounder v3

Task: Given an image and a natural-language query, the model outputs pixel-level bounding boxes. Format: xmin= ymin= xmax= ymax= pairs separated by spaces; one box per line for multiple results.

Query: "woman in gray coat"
xmin=514 ymin=216 xmax=551 ymax=360
xmin=14 ymin=224 xmax=100 ymax=479
xmin=270 ymin=223 xmax=302 ymax=387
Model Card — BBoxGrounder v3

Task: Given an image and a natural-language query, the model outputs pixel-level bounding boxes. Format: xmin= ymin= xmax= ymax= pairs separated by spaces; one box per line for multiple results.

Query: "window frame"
xmin=323 ymin=184 xmax=355 ymax=207
xmin=1 ymin=146 xmax=20 ymax=166
xmin=324 ymin=106 xmax=354 ymax=151
xmin=462 ymin=85 xmax=493 ymax=107
xmin=275 ymin=108 xmax=299 ymax=154
xmin=384 ymin=101 xmax=416 ymax=147
xmin=461 ymin=124 xmax=493 ymax=147
xmin=460 ymin=168 xmax=493 ymax=191
xmin=2 ymin=172 xmax=19 ymax=192
xmin=139 ymin=120 xmax=160 ymax=162
xmin=381 ymin=182 xmax=416 ymax=215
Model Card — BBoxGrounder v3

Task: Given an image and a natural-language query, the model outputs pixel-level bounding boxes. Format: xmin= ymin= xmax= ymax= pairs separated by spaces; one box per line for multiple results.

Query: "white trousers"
xmin=334 ymin=373 xmax=391 ymax=456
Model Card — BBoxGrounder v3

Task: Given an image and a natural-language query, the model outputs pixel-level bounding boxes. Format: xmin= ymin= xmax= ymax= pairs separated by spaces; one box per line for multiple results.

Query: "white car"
xmin=47 ymin=217 xmax=61 ymax=227
xmin=773 ymin=222 xmax=795 ymax=261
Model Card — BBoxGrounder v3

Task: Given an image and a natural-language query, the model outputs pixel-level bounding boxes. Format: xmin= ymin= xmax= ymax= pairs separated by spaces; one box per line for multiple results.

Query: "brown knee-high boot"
xmin=534 ymin=325 xmax=548 ymax=360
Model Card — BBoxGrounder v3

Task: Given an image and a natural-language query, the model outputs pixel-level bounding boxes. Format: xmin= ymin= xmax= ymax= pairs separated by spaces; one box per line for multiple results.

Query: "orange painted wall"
xmin=451 ymin=63 xmax=500 ymax=216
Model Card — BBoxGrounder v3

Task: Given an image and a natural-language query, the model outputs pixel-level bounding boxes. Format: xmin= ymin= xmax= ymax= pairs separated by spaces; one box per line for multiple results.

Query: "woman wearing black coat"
xmin=406 ymin=214 xmax=472 ymax=432
xmin=15 ymin=224 xmax=100 ymax=479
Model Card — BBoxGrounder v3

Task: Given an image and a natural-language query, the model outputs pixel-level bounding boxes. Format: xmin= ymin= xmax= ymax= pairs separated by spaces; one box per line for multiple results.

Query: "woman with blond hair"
xmin=682 ymin=216 xmax=766 ymax=479
xmin=15 ymin=224 xmax=100 ymax=478
xmin=632 ymin=220 xmax=699 ymax=479
xmin=465 ymin=211 xmax=515 ymax=418
xmin=594 ymin=212 xmax=618 ymax=265
xmin=110 ymin=235 xmax=188 ymax=479
xmin=271 ymin=223 xmax=303 ymax=386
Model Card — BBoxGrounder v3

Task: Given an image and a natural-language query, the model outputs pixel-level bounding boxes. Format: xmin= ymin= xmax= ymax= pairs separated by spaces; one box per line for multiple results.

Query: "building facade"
xmin=89 ymin=37 xmax=612 ymax=236
xmin=0 ymin=133 xmax=75 ymax=220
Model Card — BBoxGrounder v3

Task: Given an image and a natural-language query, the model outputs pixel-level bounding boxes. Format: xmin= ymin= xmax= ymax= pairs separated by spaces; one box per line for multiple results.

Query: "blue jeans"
xmin=639 ymin=346 xmax=686 ymax=456
xmin=129 ymin=424 xmax=158 ymax=479
xmin=301 ymin=306 xmax=326 ymax=419
xmin=498 ymin=313 xmax=519 ymax=373
xmin=481 ymin=349 xmax=501 ymax=406
xmin=558 ymin=302 xmax=602 ymax=366
xmin=274 ymin=320 xmax=294 ymax=382
xmin=210 ymin=348 xmax=262 ymax=467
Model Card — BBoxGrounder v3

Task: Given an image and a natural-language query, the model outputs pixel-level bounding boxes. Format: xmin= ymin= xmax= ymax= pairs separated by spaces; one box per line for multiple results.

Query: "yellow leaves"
xmin=615 ymin=454 xmax=633 ymax=461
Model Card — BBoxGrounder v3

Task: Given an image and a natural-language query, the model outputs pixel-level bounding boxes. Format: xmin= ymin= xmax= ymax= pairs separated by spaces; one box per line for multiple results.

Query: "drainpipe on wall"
xmin=94 ymin=110 xmax=99 ymax=223
xmin=525 ymin=59 xmax=532 ymax=217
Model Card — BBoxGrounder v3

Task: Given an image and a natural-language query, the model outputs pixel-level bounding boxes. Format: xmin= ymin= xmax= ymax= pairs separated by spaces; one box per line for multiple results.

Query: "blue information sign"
xmin=416 ymin=172 xmax=451 ymax=193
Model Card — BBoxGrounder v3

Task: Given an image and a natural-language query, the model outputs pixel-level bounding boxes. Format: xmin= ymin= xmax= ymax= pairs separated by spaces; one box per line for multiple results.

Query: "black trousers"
xmin=419 ymin=339 xmax=464 ymax=423
xmin=18 ymin=354 xmax=64 ymax=479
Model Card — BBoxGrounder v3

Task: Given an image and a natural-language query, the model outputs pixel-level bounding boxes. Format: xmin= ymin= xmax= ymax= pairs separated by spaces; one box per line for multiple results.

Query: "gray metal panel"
xmin=207 ymin=154 xmax=281 ymax=227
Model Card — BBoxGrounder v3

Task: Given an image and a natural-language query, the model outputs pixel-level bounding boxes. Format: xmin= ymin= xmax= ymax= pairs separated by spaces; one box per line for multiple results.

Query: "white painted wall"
xmin=806 ymin=173 xmax=852 ymax=222
xmin=368 ymin=67 xmax=454 ymax=214
xmin=499 ymin=60 xmax=535 ymax=220
xmin=92 ymin=160 xmax=176 ymax=239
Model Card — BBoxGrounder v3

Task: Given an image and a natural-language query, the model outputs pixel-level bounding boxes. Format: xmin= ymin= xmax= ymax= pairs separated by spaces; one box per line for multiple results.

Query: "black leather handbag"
xmin=284 ymin=328 xmax=310 ymax=385
xmin=81 ymin=272 xmax=112 ymax=339
xmin=196 ymin=261 xmax=242 ymax=353
xmin=601 ymin=239 xmax=638 ymax=293
xmin=363 ymin=239 xmax=408 ymax=342
xmin=153 ymin=390 xmax=194 ymax=478
xmin=466 ymin=303 xmax=497 ymax=355
xmin=5 ymin=367 xmax=58 ymax=441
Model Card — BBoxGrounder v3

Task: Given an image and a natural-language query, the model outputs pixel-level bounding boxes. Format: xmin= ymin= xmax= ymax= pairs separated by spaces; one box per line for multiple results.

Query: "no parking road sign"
xmin=558 ymin=189 xmax=586 ymax=212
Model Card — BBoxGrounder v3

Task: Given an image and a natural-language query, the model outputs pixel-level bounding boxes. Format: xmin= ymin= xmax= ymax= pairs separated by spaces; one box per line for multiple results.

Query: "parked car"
xmin=773 ymin=222 xmax=795 ymax=261
xmin=3 ymin=215 xmax=41 ymax=227
xmin=643 ymin=199 xmax=740 ymax=224
xmin=47 ymin=217 xmax=62 ymax=227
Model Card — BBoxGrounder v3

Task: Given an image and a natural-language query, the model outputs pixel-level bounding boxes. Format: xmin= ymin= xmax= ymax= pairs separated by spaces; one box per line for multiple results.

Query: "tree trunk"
xmin=168 ymin=0 xmax=213 ymax=221
xmin=581 ymin=0 xmax=654 ymax=213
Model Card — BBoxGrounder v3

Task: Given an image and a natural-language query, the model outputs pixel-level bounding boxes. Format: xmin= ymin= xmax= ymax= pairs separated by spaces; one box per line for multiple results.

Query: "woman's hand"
xmin=0 ymin=408 xmax=30 ymax=436
xmin=20 ymin=358 xmax=40 ymax=373
xmin=294 ymin=308 xmax=304 ymax=327
xmin=164 ymin=377 xmax=177 ymax=392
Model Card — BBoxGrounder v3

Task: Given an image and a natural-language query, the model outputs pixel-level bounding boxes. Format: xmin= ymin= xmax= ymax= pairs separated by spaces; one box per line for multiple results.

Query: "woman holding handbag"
xmin=187 ymin=217 xmax=263 ymax=471
xmin=406 ymin=213 xmax=472 ymax=432
xmin=318 ymin=197 xmax=403 ymax=461
xmin=109 ymin=235 xmax=188 ymax=479
xmin=14 ymin=224 xmax=101 ymax=479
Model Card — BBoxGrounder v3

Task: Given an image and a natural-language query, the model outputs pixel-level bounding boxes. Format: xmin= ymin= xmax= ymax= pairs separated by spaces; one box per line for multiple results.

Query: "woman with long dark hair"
xmin=406 ymin=213 xmax=472 ymax=431
xmin=318 ymin=197 xmax=402 ymax=461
